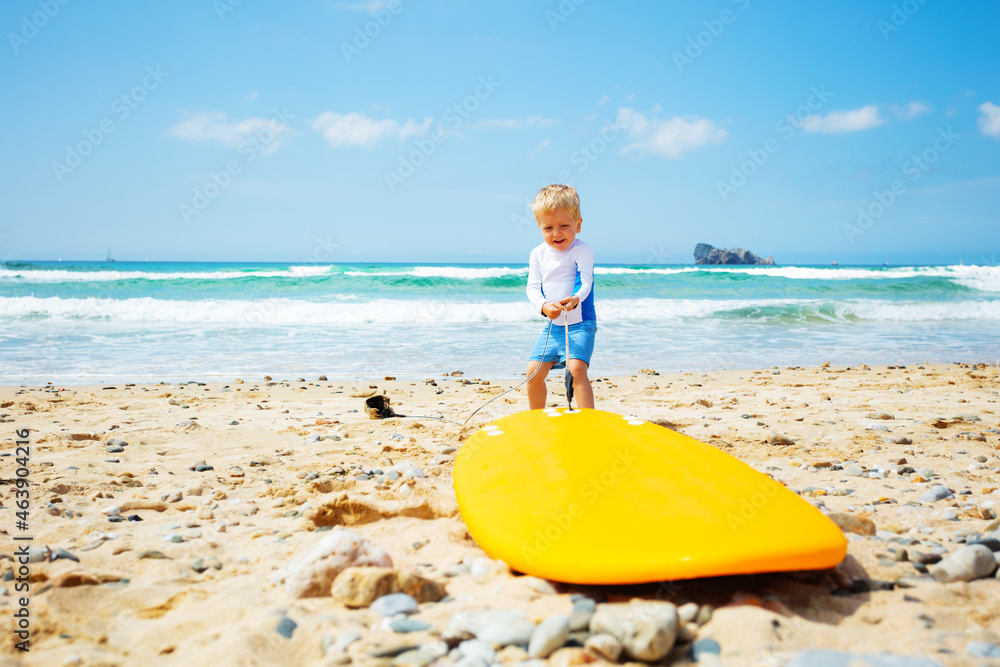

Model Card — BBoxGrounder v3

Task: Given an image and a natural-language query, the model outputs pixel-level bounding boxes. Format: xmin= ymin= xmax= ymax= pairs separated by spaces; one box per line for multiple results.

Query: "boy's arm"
xmin=526 ymin=247 xmax=547 ymax=315
xmin=571 ymin=242 xmax=594 ymax=304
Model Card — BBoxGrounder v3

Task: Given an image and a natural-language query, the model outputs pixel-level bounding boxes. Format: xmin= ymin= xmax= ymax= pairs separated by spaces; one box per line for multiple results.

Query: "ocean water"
xmin=1 ymin=260 xmax=998 ymax=384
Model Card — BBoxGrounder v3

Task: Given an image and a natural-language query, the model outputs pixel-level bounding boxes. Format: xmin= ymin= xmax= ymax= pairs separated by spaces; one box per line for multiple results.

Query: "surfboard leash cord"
xmin=399 ymin=310 xmax=573 ymax=427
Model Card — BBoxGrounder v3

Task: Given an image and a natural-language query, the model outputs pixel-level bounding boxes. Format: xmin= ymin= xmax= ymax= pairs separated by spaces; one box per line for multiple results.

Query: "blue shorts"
xmin=529 ymin=319 xmax=597 ymax=369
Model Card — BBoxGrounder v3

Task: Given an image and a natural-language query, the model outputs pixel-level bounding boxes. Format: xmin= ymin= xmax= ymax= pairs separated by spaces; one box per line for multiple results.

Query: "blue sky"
xmin=1 ymin=0 xmax=998 ymax=265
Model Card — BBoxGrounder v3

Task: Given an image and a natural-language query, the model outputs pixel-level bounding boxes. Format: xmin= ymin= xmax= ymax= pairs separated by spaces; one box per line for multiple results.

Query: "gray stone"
xmin=527 ymin=614 xmax=570 ymax=659
xmin=844 ymin=465 xmax=864 ymax=477
xmin=568 ymin=597 xmax=596 ymax=631
xmin=389 ymin=616 xmax=431 ymax=633
xmin=784 ymin=650 xmax=942 ymax=666
xmin=590 ymin=600 xmax=679 ymax=662
xmin=930 ymin=544 xmax=997 ymax=582
xmin=276 ymin=616 xmax=297 ymax=639
xmin=919 ymin=485 xmax=953 ymax=502
xmin=51 ymin=548 xmax=79 ymax=563
xmin=966 ymin=640 xmax=1000 ymax=657
xmin=449 ymin=610 xmax=535 ymax=647
xmin=692 ymin=638 xmax=721 ymax=661
xmin=371 ymin=592 xmax=419 ymax=617
xmin=458 ymin=639 xmax=495 ymax=664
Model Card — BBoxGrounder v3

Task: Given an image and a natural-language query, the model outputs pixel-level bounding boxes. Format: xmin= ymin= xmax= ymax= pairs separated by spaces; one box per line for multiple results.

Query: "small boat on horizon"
xmin=106 ymin=248 xmax=116 ymax=263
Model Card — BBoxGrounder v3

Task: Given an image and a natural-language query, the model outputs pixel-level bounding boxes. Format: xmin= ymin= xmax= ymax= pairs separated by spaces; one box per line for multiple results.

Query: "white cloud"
xmin=246 ymin=90 xmax=259 ymax=101
xmin=311 ymin=111 xmax=430 ymax=147
xmin=167 ymin=112 xmax=286 ymax=154
xmin=335 ymin=0 xmax=392 ymax=11
xmin=800 ymin=105 xmax=885 ymax=134
xmin=891 ymin=101 xmax=930 ymax=120
xmin=616 ymin=107 xmax=727 ymax=159
xmin=597 ymin=93 xmax=611 ymax=106
xmin=528 ymin=139 xmax=550 ymax=159
xmin=978 ymin=101 xmax=1000 ymax=138
xmin=469 ymin=116 xmax=557 ymax=130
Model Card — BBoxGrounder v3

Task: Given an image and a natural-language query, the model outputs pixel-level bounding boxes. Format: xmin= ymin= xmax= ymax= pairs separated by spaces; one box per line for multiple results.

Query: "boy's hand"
xmin=542 ymin=302 xmax=563 ymax=320
xmin=559 ymin=296 xmax=580 ymax=312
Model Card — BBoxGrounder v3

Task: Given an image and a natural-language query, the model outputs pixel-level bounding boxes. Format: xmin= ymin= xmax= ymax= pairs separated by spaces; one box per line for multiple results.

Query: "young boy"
xmin=525 ymin=184 xmax=596 ymax=410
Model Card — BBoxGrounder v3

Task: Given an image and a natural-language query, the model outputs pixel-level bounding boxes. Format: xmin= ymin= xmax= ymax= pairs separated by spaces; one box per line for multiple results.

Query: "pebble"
xmin=843 ymin=465 xmax=864 ymax=477
xmin=276 ymin=616 xmax=297 ymax=639
xmin=966 ymin=641 xmax=1000 ymax=657
xmin=459 ymin=639 xmax=495 ymax=664
xmin=568 ymin=598 xmax=596 ymax=632
xmin=583 ymin=634 xmax=623 ymax=662
xmin=136 ymin=550 xmax=171 ymax=560
xmin=678 ymin=602 xmax=699 ymax=623
xmin=106 ymin=445 xmax=124 ymax=454
xmin=51 ymin=548 xmax=79 ymax=563
xmin=404 ymin=467 xmax=425 ymax=479
xmin=590 ymin=601 xmax=679 ymax=662
xmin=691 ymin=638 xmax=721 ymax=661
xmin=528 ymin=614 xmax=570 ymax=659
xmin=371 ymin=593 xmax=419 ymax=617
xmin=919 ymin=485 xmax=953 ymax=502
xmin=449 ymin=609 xmax=536 ymax=647
xmin=891 ymin=436 xmax=913 ymax=445
xmin=194 ymin=464 xmax=214 ymax=472
xmin=968 ymin=537 xmax=1000 ymax=552
xmin=469 ymin=557 xmax=496 ymax=583
xmin=390 ymin=617 xmax=432 ymax=633
xmin=930 ymin=544 xmax=997 ymax=582
xmin=785 ymin=650 xmax=941 ymax=666
xmin=190 ymin=557 xmax=222 ymax=573
xmin=282 ymin=529 xmax=393 ymax=599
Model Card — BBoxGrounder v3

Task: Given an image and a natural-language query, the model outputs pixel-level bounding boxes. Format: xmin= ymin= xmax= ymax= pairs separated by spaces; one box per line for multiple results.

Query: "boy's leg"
xmin=526 ymin=360 xmax=554 ymax=409
xmin=567 ymin=358 xmax=594 ymax=409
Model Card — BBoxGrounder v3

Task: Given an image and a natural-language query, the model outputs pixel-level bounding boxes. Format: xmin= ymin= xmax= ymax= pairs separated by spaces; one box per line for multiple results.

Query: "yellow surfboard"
xmin=454 ymin=408 xmax=846 ymax=584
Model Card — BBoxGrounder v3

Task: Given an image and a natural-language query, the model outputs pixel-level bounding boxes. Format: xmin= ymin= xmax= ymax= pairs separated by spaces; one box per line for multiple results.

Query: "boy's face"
xmin=536 ymin=208 xmax=582 ymax=252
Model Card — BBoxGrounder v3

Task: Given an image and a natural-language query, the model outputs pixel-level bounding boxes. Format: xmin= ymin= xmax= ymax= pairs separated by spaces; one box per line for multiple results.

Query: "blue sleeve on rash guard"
xmin=574 ymin=269 xmax=596 ymax=321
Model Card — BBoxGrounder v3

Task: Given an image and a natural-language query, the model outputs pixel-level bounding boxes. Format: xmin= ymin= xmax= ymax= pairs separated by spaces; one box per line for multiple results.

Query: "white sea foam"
xmin=3 ymin=295 xmax=998 ymax=325
xmin=3 ymin=264 xmax=999 ymax=290
xmin=0 ymin=267 xmax=333 ymax=283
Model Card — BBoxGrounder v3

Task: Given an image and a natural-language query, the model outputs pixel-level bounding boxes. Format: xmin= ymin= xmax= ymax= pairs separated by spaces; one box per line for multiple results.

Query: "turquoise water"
xmin=1 ymin=261 xmax=998 ymax=383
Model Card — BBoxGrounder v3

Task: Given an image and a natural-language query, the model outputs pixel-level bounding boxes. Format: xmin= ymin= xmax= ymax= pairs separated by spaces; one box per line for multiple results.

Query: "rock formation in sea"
xmin=694 ymin=243 xmax=775 ymax=265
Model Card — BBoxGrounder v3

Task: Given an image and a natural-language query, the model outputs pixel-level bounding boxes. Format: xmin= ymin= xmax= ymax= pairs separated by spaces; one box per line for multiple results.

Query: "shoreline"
xmin=2 ymin=362 xmax=1000 ymax=664
xmin=5 ymin=359 xmax=998 ymax=390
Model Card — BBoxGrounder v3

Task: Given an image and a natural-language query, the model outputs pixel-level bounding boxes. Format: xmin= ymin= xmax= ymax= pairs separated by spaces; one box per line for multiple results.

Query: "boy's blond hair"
xmin=531 ymin=184 xmax=581 ymax=221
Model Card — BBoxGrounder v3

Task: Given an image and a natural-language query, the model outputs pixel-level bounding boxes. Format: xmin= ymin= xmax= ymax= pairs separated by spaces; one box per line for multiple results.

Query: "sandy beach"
xmin=2 ymin=362 xmax=1000 ymax=666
